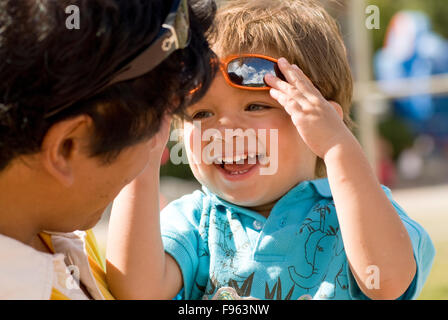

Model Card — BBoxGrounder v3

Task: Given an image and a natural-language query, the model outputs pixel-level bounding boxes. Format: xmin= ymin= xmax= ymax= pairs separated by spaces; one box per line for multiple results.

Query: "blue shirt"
xmin=160 ymin=178 xmax=435 ymax=300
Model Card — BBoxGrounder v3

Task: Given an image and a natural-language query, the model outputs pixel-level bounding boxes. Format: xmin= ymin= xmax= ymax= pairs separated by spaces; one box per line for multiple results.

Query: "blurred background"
xmin=94 ymin=0 xmax=448 ymax=300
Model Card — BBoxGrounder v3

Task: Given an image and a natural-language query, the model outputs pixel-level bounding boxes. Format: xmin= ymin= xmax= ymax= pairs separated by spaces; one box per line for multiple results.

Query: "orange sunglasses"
xmin=220 ymin=54 xmax=286 ymax=91
xmin=189 ymin=54 xmax=286 ymax=95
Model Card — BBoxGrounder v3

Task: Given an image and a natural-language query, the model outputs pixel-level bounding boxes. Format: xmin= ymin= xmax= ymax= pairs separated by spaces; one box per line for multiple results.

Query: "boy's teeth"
xmin=223 ymin=157 xmax=234 ymax=164
xmin=214 ymin=153 xmax=264 ymax=164
xmin=229 ymin=169 xmax=250 ymax=175
xmin=212 ymin=156 xmax=223 ymax=164
xmin=246 ymin=153 xmax=257 ymax=164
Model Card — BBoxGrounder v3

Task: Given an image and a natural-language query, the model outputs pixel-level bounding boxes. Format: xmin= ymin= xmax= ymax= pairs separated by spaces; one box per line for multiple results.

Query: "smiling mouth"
xmin=213 ymin=153 xmax=265 ymax=176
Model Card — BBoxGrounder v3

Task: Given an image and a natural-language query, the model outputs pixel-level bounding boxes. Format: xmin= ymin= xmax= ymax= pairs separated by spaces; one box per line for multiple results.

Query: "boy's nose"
xmin=216 ymin=113 xmax=246 ymax=132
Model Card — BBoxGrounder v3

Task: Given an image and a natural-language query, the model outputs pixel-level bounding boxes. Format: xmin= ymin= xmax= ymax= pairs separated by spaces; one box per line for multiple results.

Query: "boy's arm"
xmin=266 ymin=59 xmax=416 ymax=300
xmin=106 ymin=118 xmax=183 ymax=300
xmin=323 ymin=138 xmax=416 ymax=300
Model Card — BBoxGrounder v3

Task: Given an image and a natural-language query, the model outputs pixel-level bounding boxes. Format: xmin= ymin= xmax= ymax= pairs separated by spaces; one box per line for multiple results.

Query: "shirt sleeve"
xmin=348 ymin=185 xmax=436 ymax=300
xmin=160 ymin=191 xmax=206 ymax=300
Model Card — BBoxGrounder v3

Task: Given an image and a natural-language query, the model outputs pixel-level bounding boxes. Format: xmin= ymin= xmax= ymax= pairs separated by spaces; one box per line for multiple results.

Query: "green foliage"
xmin=160 ymin=141 xmax=195 ymax=180
xmin=368 ymin=0 xmax=448 ymax=53
xmin=366 ymin=0 xmax=448 ymax=163
xmin=378 ymin=116 xmax=414 ymax=161
xmin=160 ymin=160 xmax=195 ymax=180
xmin=418 ymin=241 xmax=448 ymax=300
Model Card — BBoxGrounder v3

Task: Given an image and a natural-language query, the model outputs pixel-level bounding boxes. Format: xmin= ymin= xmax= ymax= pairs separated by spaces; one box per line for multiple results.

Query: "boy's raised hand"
xmin=145 ymin=115 xmax=172 ymax=167
xmin=150 ymin=115 xmax=172 ymax=159
xmin=133 ymin=114 xmax=172 ymax=184
xmin=265 ymin=58 xmax=355 ymax=160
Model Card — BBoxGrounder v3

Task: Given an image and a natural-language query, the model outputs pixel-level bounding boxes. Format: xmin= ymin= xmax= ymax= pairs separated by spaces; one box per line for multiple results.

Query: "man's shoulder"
xmin=0 ymin=232 xmax=55 ymax=299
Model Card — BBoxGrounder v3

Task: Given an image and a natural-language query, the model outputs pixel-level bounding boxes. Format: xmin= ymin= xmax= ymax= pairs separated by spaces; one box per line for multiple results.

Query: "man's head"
xmin=0 ymin=0 xmax=217 ymax=171
xmin=0 ymin=0 xmax=216 ymax=232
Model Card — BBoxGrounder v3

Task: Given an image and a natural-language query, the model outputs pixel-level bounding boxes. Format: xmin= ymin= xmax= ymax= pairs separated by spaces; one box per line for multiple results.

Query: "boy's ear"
xmin=329 ymin=101 xmax=344 ymax=120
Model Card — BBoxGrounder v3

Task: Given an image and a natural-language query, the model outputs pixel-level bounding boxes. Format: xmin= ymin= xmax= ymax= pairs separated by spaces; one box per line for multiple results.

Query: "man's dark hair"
xmin=0 ymin=0 xmax=217 ymax=171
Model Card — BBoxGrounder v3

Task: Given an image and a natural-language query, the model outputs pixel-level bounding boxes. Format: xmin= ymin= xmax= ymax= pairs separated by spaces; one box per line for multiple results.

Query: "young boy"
xmin=106 ymin=0 xmax=435 ymax=300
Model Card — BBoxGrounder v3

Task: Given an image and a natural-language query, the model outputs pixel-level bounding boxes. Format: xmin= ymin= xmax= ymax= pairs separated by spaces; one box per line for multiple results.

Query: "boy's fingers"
xmin=265 ymin=72 xmax=291 ymax=92
xmin=277 ymin=58 xmax=324 ymax=102
xmin=291 ymin=63 xmax=313 ymax=86
xmin=277 ymin=58 xmax=310 ymax=93
xmin=270 ymin=88 xmax=295 ymax=110
xmin=266 ymin=74 xmax=312 ymax=111
xmin=265 ymin=73 xmax=305 ymax=105
xmin=270 ymin=88 xmax=309 ymax=115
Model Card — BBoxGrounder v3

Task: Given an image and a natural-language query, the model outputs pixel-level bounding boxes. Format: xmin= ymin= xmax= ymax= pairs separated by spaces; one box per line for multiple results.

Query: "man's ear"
xmin=40 ymin=115 xmax=93 ymax=187
xmin=329 ymin=101 xmax=344 ymax=120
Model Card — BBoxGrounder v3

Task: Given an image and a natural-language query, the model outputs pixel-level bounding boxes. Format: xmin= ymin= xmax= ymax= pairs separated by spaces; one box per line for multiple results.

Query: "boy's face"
xmin=183 ymin=71 xmax=317 ymax=211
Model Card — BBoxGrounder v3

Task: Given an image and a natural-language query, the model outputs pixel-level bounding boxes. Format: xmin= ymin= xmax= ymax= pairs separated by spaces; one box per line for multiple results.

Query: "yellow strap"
xmin=84 ymin=230 xmax=106 ymax=271
xmin=50 ymin=288 xmax=70 ymax=300
xmin=40 ymin=230 xmax=115 ymax=300
xmin=38 ymin=232 xmax=54 ymax=253
xmin=84 ymin=230 xmax=115 ymax=300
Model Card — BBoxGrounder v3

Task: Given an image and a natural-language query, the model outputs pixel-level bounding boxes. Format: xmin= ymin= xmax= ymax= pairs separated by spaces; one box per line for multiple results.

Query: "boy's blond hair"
xmin=209 ymin=0 xmax=354 ymax=178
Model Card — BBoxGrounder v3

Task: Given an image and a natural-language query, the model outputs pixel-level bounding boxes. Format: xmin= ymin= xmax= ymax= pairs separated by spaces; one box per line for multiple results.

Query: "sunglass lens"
xmin=227 ymin=57 xmax=285 ymax=87
xmin=176 ymin=0 xmax=190 ymax=49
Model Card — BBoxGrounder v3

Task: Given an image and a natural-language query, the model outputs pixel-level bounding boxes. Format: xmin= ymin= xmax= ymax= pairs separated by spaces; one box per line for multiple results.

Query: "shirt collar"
xmin=202 ymin=178 xmax=333 ymax=218
xmin=309 ymin=178 xmax=333 ymax=198
xmin=0 ymin=231 xmax=106 ymax=300
xmin=0 ymin=233 xmax=56 ymax=299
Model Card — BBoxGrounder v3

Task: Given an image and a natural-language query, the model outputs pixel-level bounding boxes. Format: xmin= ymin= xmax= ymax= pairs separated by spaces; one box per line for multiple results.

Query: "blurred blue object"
xmin=374 ymin=11 xmax=448 ymax=140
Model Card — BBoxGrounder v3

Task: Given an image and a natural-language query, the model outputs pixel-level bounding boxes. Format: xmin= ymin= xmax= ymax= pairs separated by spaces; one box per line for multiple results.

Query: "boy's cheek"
xmin=183 ymin=125 xmax=202 ymax=164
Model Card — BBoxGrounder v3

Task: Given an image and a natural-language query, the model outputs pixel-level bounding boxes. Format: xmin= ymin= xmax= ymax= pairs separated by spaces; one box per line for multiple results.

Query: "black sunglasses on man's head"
xmin=45 ymin=0 xmax=190 ymax=118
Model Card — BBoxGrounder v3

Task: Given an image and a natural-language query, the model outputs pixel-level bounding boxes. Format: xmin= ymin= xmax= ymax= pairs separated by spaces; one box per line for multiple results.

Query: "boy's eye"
xmin=245 ymin=104 xmax=271 ymax=112
xmin=192 ymin=110 xmax=214 ymax=119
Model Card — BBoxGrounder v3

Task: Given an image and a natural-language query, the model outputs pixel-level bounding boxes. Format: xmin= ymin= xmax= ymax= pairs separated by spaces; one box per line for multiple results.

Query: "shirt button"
xmin=279 ymin=218 xmax=287 ymax=227
xmin=253 ymin=220 xmax=263 ymax=231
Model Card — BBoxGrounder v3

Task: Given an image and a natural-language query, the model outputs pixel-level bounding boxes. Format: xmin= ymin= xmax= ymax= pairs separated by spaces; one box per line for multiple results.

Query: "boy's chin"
xmin=214 ymin=189 xmax=269 ymax=208
xmin=198 ymin=178 xmax=275 ymax=208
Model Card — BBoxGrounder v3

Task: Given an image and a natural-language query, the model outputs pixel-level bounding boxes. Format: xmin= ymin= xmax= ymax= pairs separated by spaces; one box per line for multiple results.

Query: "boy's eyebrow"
xmin=248 ymin=101 xmax=277 ymax=106
xmin=187 ymin=95 xmax=217 ymax=109
xmin=186 ymin=103 xmax=205 ymax=111
xmin=187 ymin=89 xmax=276 ymax=110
